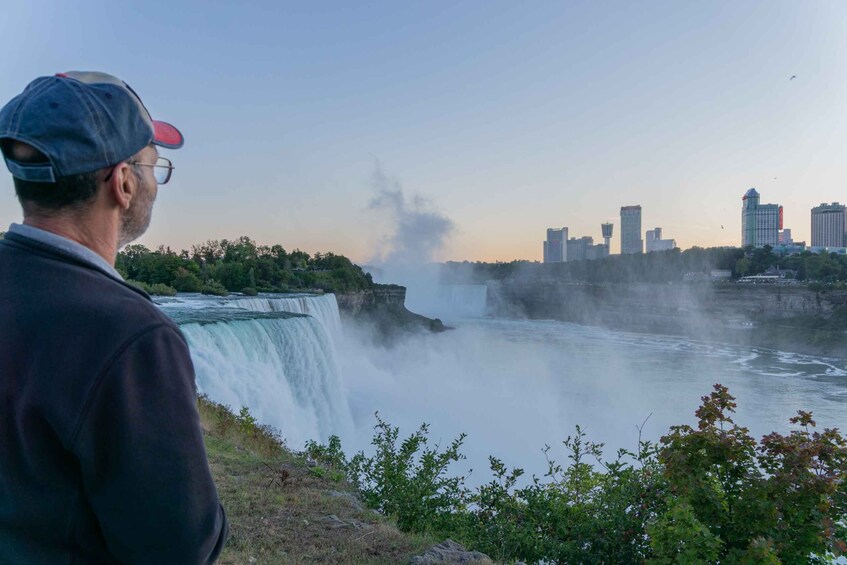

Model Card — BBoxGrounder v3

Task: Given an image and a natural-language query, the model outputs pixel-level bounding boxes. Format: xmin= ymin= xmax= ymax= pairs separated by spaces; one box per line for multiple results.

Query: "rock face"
xmin=335 ymin=285 xmax=407 ymax=317
xmin=336 ymin=285 xmax=447 ymax=343
xmin=408 ymin=539 xmax=492 ymax=564
xmin=487 ymin=281 xmax=847 ymax=357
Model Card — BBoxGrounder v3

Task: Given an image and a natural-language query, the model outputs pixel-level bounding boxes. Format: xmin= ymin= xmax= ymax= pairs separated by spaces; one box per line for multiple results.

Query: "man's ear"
xmin=107 ymin=163 xmax=136 ymax=211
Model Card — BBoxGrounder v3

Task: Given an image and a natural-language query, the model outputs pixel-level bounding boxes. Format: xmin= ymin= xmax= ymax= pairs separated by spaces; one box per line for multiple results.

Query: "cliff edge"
xmin=488 ymin=281 xmax=847 ymax=358
xmin=336 ymin=285 xmax=448 ymax=342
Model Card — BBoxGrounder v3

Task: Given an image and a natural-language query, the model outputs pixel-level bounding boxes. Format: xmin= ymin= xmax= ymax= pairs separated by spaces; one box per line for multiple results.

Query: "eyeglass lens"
xmin=154 ymin=158 xmax=172 ymax=184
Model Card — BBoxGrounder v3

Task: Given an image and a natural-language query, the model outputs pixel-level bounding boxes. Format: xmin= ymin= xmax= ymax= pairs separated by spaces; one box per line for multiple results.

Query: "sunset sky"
xmin=2 ymin=1 xmax=846 ymax=263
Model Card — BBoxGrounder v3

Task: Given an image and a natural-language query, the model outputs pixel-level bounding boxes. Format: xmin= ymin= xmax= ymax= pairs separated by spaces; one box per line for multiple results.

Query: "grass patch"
xmin=197 ymin=396 xmax=438 ymax=564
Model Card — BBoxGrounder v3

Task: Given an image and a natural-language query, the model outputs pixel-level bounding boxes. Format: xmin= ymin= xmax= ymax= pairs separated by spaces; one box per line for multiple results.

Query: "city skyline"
xmin=2 ymin=2 xmax=846 ymax=264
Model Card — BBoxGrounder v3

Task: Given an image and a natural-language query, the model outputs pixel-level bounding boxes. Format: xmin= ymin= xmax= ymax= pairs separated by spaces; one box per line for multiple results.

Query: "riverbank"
xmin=198 ymin=396 xmax=446 ymax=564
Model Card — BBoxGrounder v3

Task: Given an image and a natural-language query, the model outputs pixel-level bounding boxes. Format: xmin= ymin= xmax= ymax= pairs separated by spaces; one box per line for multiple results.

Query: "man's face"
xmin=118 ymin=145 xmax=158 ymax=248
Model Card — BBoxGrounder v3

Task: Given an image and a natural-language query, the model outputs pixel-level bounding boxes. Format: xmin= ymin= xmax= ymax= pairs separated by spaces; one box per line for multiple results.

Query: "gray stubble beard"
xmin=118 ymin=169 xmax=156 ymax=248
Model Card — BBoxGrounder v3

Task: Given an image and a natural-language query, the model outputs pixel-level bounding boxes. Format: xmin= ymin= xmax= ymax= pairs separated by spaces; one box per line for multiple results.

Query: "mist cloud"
xmin=368 ymin=165 xmax=455 ymax=264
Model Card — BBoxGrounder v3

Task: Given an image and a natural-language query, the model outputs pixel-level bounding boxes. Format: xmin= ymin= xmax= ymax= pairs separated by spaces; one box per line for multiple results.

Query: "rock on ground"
xmin=408 ymin=539 xmax=492 ymax=564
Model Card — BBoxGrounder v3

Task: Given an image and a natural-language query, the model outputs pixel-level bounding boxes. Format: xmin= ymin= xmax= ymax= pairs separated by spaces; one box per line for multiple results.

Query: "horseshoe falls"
xmin=158 ymin=294 xmax=351 ymax=447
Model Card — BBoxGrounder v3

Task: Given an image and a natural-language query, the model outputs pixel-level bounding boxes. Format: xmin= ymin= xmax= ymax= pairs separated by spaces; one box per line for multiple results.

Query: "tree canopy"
xmin=116 ymin=236 xmax=373 ymax=295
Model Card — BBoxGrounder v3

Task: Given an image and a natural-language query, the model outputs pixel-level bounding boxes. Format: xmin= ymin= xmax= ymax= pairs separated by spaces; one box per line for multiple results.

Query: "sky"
xmin=1 ymin=0 xmax=846 ymax=263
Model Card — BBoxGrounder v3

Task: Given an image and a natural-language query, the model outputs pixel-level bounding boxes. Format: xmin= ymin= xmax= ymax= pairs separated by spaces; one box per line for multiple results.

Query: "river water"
xmin=340 ymin=314 xmax=847 ymax=483
xmin=159 ymin=291 xmax=847 ymax=485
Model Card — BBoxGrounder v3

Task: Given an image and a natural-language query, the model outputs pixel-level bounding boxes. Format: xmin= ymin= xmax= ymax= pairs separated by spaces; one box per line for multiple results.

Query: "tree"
xmin=172 ymin=268 xmax=203 ymax=292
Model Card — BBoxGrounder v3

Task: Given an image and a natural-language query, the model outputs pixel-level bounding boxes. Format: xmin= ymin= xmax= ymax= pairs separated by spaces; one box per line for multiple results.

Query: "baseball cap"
xmin=0 ymin=71 xmax=183 ymax=183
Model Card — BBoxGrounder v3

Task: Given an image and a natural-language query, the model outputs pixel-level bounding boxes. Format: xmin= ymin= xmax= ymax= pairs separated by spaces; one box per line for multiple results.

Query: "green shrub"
xmin=346 ymin=413 xmax=468 ymax=536
xmin=126 ymin=279 xmax=177 ymax=296
xmin=311 ymin=386 xmax=847 ymax=564
xmin=172 ymin=267 xmax=203 ymax=292
xmin=240 ymin=287 xmax=258 ymax=296
xmin=305 ymin=435 xmax=348 ymax=470
xmin=201 ymin=280 xmax=229 ymax=296
xmin=657 ymin=384 xmax=847 ymax=562
xmin=459 ymin=426 xmax=663 ymax=563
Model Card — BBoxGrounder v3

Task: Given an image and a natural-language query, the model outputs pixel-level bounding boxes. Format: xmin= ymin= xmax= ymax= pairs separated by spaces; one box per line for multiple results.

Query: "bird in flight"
xmin=790 ymin=75 xmax=797 ymax=80
xmin=721 ymin=225 xmax=725 ymax=229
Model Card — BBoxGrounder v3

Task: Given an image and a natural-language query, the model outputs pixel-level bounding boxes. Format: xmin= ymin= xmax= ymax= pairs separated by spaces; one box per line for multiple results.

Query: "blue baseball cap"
xmin=0 ymin=71 xmax=183 ymax=183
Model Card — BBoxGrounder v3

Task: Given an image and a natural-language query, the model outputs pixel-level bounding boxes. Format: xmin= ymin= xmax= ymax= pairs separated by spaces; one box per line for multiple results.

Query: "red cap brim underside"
xmin=153 ymin=120 xmax=184 ymax=149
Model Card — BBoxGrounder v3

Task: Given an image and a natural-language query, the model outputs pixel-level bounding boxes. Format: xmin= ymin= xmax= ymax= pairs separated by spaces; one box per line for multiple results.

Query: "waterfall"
xmin=404 ymin=284 xmax=488 ymax=320
xmin=228 ymin=294 xmax=342 ymax=338
xmin=180 ymin=316 xmax=352 ymax=446
xmin=437 ymin=284 xmax=488 ymax=318
xmin=158 ymin=293 xmax=351 ymax=446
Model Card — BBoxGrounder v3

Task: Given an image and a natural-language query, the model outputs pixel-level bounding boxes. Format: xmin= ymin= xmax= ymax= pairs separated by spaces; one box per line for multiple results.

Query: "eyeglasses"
xmin=127 ymin=156 xmax=175 ymax=185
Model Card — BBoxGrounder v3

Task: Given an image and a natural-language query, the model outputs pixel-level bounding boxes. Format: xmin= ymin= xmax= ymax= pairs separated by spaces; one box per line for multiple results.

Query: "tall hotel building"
xmin=620 ymin=205 xmax=643 ymax=254
xmin=543 ymin=228 xmax=567 ymax=263
xmin=741 ymin=188 xmax=781 ymax=247
xmin=811 ymin=203 xmax=847 ymax=247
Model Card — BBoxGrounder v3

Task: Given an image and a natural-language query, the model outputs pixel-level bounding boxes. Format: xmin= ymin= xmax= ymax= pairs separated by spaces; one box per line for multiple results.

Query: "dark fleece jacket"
xmin=0 ymin=232 xmax=227 ymax=564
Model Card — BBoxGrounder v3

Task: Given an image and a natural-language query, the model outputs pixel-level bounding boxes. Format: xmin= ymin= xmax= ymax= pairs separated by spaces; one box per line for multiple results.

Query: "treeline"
xmin=736 ymin=245 xmax=847 ymax=282
xmin=115 ymin=236 xmax=373 ymax=296
xmin=307 ymin=385 xmax=847 ymax=563
xmin=442 ymin=245 xmax=847 ymax=285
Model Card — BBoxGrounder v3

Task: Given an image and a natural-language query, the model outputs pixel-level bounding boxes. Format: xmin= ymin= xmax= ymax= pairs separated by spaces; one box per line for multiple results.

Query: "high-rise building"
xmin=811 ymin=203 xmax=847 ymax=248
xmin=645 ymin=227 xmax=676 ymax=252
xmin=620 ymin=206 xmax=643 ymax=254
xmin=543 ymin=228 xmax=567 ymax=263
xmin=741 ymin=188 xmax=781 ymax=248
xmin=566 ymin=236 xmax=594 ymax=261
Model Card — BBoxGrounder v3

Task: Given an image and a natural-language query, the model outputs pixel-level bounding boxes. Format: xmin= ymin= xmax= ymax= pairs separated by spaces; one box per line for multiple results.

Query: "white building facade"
xmin=811 ymin=203 xmax=847 ymax=248
xmin=741 ymin=188 xmax=781 ymax=248
xmin=645 ymin=227 xmax=677 ymax=252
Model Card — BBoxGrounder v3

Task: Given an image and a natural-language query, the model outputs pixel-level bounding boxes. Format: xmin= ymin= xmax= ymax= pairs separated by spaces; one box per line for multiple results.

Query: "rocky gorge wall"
xmin=487 ymin=281 xmax=847 ymax=358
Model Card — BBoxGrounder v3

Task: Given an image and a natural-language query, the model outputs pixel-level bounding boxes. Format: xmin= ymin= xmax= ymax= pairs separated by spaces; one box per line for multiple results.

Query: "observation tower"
xmin=601 ymin=222 xmax=613 ymax=248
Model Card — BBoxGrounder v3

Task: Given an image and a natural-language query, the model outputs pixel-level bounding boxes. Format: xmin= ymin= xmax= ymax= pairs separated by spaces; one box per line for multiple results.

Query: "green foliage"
xmin=125 ymin=279 xmax=177 ymax=296
xmin=236 ymin=406 xmax=258 ymax=430
xmin=305 ymin=435 xmax=348 ymax=470
xmin=198 ymin=398 xmax=285 ymax=456
xmin=240 ymin=287 xmax=258 ymax=296
xmin=117 ymin=236 xmax=372 ymax=294
xmin=172 ymin=267 xmax=203 ymax=292
xmin=442 ymin=245 xmax=847 ymax=284
xmin=657 ymin=384 xmax=847 ymax=562
xmin=312 ymin=386 xmax=847 ymax=564
xmin=459 ymin=425 xmax=664 ymax=563
xmin=647 ymin=498 xmax=723 ymax=563
xmin=346 ymin=413 xmax=468 ymax=536
xmin=201 ymin=279 xmax=229 ymax=296
xmin=233 ymin=405 xmax=282 ymax=447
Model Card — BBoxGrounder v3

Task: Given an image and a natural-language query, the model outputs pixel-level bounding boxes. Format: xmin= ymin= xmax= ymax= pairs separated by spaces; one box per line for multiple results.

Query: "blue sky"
xmin=2 ymin=1 xmax=846 ymax=262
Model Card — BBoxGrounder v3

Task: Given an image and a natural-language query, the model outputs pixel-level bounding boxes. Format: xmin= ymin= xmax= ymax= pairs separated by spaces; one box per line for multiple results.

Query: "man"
xmin=0 ymin=72 xmax=227 ymax=563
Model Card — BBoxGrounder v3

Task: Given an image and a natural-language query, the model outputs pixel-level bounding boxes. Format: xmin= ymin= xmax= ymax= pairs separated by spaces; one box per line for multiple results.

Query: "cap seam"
xmin=62 ymin=81 xmax=111 ymax=168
